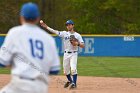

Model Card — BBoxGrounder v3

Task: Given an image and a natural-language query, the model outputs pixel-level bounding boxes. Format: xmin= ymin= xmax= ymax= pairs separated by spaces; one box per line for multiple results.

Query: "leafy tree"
xmin=0 ymin=0 xmax=140 ymax=34
xmin=70 ymin=0 xmax=140 ymax=34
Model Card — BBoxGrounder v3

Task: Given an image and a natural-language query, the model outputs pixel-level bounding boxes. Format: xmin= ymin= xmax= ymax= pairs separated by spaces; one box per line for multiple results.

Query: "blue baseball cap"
xmin=20 ymin=2 xmax=40 ymax=20
xmin=65 ymin=20 xmax=74 ymax=25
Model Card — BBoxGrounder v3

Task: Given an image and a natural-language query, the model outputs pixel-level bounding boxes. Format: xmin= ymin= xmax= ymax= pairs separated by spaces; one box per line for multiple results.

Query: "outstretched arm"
xmin=40 ymin=20 xmax=60 ymax=35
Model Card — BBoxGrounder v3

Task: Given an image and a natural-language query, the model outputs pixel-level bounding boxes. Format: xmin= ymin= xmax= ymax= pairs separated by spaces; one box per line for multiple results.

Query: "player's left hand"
xmin=70 ymin=35 xmax=79 ymax=46
xmin=71 ymin=41 xmax=79 ymax=46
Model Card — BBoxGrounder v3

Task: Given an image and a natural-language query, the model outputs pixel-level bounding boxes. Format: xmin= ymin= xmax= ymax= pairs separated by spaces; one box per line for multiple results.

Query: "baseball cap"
xmin=65 ymin=20 xmax=74 ymax=25
xmin=20 ymin=2 xmax=40 ymax=20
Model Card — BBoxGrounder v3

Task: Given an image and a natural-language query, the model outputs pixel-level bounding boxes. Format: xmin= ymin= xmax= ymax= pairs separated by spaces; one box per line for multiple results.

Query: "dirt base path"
xmin=0 ymin=75 xmax=140 ymax=93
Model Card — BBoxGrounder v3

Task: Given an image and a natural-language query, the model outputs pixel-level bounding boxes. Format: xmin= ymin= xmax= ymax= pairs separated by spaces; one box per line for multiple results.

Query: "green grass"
xmin=60 ymin=57 xmax=140 ymax=78
xmin=0 ymin=68 xmax=10 ymax=74
xmin=0 ymin=57 xmax=140 ymax=78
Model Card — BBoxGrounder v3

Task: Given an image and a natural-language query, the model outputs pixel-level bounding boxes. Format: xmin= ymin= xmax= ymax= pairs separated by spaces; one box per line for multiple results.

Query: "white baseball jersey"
xmin=0 ymin=23 xmax=60 ymax=80
xmin=47 ymin=27 xmax=84 ymax=51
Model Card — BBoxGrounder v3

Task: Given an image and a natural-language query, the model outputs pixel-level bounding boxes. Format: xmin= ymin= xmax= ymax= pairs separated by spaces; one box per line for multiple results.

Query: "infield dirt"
xmin=0 ymin=75 xmax=140 ymax=93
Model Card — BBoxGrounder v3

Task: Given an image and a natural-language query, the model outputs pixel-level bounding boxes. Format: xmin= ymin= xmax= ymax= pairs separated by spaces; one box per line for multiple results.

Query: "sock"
xmin=72 ymin=74 xmax=77 ymax=85
xmin=66 ymin=74 xmax=72 ymax=83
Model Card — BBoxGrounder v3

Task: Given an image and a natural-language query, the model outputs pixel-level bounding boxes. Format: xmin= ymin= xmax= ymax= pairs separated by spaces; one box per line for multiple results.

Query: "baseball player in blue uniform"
xmin=40 ymin=19 xmax=85 ymax=89
xmin=0 ymin=2 xmax=60 ymax=93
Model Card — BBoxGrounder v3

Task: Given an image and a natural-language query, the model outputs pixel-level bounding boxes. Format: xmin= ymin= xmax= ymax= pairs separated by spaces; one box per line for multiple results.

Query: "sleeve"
xmin=49 ymin=39 xmax=60 ymax=75
xmin=47 ymin=27 xmax=65 ymax=38
xmin=0 ymin=29 xmax=15 ymax=66
xmin=0 ymin=63 xmax=6 ymax=67
xmin=78 ymin=34 xmax=84 ymax=43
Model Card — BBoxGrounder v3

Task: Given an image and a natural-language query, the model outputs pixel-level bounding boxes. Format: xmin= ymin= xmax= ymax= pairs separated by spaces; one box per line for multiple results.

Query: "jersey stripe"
xmin=0 ymin=63 xmax=6 ymax=67
xmin=49 ymin=70 xmax=60 ymax=75
xmin=50 ymin=65 xmax=60 ymax=71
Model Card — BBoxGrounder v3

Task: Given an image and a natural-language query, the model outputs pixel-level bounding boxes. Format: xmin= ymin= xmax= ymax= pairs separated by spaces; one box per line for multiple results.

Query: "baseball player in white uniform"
xmin=40 ymin=19 xmax=84 ymax=89
xmin=0 ymin=2 xmax=60 ymax=93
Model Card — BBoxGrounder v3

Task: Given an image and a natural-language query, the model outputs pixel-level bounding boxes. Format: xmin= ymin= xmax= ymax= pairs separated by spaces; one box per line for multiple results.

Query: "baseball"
xmin=40 ymin=20 xmax=43 ymax=23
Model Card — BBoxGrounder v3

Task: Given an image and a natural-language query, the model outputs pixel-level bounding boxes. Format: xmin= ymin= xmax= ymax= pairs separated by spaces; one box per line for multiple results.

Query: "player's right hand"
xmin=40 ymin=20 xmax=48 ymax=28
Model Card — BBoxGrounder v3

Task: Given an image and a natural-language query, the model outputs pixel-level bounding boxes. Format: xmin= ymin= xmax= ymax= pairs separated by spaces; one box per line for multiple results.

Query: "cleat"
xmin=64 ymin=81 xmax=72 ymax=88
xmin=69 ymin=83 xmax=77 ymax=89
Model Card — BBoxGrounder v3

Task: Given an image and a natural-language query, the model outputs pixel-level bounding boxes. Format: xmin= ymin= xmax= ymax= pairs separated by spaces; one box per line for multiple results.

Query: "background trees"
xmin=0 ymin=0 xmax=140 ymax=34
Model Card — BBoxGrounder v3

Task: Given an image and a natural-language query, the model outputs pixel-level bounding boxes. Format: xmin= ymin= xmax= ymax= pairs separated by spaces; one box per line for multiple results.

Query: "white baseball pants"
xmin=63 ymin=52 xmax=78 ymax=75
xmin=0 ymin=76 xmax=48 ymax=93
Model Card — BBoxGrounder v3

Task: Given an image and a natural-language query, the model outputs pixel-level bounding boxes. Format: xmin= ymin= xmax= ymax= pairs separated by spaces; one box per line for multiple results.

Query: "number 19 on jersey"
xmin=29 ymin=39 xmax=44 ymax=60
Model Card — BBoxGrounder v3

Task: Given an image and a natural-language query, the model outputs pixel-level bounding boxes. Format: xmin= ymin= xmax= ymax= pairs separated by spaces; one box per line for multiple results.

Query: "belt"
xmin=65 ymin=51 xmax=77 ymax=53
xmin=19 ymin=76 xmax=48 ymax=85
xmin=19 ymin=76 xmax=35 ymax=81
xmin=13 ymin=75 xmax=48 ymax=85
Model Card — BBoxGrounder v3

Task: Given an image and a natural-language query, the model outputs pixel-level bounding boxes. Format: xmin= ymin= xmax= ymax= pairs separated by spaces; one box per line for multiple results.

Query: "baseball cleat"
xmin=64 ymin=81 xmax=72 ymax=88
xmin=69 ymin=83 xmax=77 ymax=89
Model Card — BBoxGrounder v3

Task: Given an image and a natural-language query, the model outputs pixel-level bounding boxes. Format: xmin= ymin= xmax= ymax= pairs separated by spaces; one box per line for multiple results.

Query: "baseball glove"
xmin=70 ymin=35 xmax=79 ymax=46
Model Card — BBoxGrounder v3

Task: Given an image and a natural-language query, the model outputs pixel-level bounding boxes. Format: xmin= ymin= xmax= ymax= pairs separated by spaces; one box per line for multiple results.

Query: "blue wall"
xmin=93 ymin=36 xmax=140 ymax=56
xmin=0 ymin=35 xmax=140 ymax=56
xmin=0 ymin=36 xmax=5 ymax=46
xmin=54 ymin=36 xmax=140 ymax=56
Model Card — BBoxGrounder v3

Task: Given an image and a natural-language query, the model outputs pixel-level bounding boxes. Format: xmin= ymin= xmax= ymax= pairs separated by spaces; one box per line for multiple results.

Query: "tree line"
xmin=0 ymin=0 xmax=140 ymax=34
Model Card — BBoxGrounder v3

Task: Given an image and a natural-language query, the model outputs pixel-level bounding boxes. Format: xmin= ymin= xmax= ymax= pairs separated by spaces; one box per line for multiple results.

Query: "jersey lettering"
xmin=29 ymin=39 xmax=44 ymax=60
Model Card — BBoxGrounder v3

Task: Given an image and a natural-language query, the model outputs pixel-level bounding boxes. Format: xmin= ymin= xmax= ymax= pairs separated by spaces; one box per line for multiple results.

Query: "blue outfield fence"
xmin=55 ymin=35 xmax=140 ymax=56
xmin=0 ymin=35 xmax=140 ymax=56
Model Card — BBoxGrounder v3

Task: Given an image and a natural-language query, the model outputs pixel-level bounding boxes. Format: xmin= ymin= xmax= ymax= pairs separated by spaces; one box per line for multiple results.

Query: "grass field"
xmin=0 ymin=57 xmax=140 ymax=78
xmin=76 ymin=57 xmax=140 ymax=78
